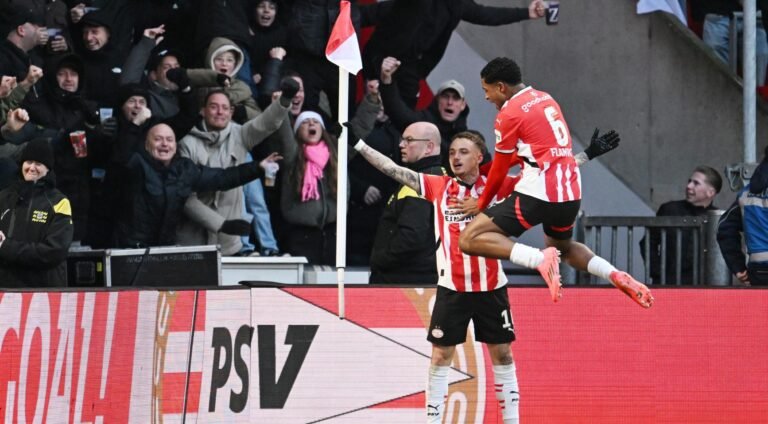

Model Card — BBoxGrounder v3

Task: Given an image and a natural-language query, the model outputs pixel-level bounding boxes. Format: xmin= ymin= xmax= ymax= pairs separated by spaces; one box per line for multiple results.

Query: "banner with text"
xmin=0 ymin=287 xmax=766 ymax=423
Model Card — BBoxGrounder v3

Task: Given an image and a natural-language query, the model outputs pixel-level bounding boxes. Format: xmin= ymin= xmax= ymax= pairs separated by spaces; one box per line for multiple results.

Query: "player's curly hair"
xmin=480 ymin=57 xmax=522 ymax=86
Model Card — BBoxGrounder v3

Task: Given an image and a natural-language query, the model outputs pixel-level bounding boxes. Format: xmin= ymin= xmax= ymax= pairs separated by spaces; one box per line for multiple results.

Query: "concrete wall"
xmin=454 ymin=0 xmax=768 ymax=210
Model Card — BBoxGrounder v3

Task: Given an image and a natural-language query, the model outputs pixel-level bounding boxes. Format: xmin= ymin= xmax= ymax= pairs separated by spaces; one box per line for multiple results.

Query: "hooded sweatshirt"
xmin=187 ymin=37 xmax=260 ymax=122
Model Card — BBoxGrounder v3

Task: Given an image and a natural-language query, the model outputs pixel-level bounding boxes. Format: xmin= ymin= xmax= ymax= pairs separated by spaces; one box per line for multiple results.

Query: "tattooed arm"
xmin=353 ymin=139 xmax=421 ymax=194
xmin=575 ymin=152 xmax=588 ymax=166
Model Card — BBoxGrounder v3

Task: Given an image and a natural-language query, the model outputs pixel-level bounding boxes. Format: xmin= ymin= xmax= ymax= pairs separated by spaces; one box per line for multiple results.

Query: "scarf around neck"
xmin=301 ymin=141 xmax=330 ymax=202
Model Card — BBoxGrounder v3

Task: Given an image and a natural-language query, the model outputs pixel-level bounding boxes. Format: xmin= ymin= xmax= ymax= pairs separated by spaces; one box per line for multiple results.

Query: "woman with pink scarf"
xmin=279 ymin=111 xmax=342 ymax=264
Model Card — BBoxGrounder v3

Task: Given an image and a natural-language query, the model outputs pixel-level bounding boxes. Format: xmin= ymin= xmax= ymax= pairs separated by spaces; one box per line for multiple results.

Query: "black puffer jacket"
xmin=369 ymin=155 xmax=445 ymax=284
xmin=0 ymin=39 xmax=31 ymax=81
xmin=288 ymin=0 xmax=362 ymax=57
xmin=0 ymin=173 xmax=74 ymax=288
xmin=114 ymin=149 xmax=264 ymax=248
xmin=362 ymin=0 xmax=529 ymax=81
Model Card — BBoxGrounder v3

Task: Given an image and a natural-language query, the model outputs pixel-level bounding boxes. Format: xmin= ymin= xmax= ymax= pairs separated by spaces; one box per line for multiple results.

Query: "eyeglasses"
xmin=400 ymin=136 xmax=430 ymax=144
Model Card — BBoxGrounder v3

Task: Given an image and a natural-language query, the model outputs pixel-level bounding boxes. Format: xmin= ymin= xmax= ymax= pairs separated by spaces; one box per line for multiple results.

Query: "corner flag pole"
xmin=336 ymin=70 xmax=349 ymax=320
xmin=326 ymin=0 xmax=362 ymax=319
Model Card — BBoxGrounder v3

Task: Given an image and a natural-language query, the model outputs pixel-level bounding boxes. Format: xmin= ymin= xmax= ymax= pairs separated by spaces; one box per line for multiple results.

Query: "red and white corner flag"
xmin=325 ymin=0 xmax=362 ymax=75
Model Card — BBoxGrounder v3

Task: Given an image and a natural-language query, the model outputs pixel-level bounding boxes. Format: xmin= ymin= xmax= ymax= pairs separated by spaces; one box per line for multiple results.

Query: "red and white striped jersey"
xmin=420 ymin=173 xmax=516 ymax=292
xmin=495 ymin=86 xmax=581 ymax=202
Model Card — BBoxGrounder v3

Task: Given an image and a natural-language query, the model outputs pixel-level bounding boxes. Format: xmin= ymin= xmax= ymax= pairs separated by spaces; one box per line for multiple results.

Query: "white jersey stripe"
xmin=565 ymin=165 xmax=574 ymax=200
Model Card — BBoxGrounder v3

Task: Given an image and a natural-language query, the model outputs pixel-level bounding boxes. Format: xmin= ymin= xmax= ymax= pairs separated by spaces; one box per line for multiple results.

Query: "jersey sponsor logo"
xmin=549 ymin=147 xmax=573 ymax=158
xmin=495 ymin=129 xmax=501 ymax=143
xmin=520 ymin=93 xmax=552 ymax=113
xmin=31 ymin=210 xmax=48 ymax=223
xmin=443 ymin=208 xmax=474 ymax=223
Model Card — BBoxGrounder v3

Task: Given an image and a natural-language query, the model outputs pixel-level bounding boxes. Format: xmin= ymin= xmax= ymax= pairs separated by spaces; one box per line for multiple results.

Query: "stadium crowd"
xmin=0 ymin=0 xmax=550 ymax=285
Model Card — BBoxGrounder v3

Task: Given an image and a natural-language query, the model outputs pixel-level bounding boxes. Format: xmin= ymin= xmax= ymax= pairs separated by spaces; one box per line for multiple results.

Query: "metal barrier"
xmin=574 ymin=211 xmax=731 ymax=286
xmin=728 ymin=11 xmax=764 ymax=75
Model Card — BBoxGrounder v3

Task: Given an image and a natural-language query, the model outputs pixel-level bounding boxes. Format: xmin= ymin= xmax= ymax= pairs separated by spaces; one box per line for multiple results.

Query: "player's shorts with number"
xmin=427 ymin=286 xmax=515 ymax=346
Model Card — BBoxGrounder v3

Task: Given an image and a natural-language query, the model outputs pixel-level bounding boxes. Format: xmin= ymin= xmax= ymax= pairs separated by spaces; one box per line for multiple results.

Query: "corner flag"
xmin=325 ymin=0 xmax=362 ymax=75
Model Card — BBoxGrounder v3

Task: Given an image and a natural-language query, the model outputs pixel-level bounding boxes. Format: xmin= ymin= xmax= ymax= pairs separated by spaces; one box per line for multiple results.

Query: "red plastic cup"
xmin=69 ymin=131 xmax=88 ymax=158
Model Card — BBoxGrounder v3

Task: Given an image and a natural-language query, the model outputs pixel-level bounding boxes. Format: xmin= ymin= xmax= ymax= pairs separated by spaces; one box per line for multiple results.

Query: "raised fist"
xmin=165 ymin=67 xmax=190 ymax=92
xmin=380 ymin=57 xmax=401 ymax=84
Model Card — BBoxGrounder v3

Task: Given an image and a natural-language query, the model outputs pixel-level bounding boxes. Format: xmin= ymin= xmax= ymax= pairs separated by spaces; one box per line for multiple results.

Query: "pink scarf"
xmin=301 ymin=141 xmax=330 ymax=201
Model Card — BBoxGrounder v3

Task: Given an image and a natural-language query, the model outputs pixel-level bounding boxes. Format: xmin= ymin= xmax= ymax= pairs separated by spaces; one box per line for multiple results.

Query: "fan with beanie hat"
xmin=117 ymin=83 xmax=150 ymax=107
xmin=293 ymin=111 xmax=325 ymax=134
xmin=19 ymin=138 xmax=54 ymax=170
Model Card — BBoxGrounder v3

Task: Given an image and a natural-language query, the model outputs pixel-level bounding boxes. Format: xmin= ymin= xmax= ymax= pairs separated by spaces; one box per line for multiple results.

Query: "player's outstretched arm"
xmin=352 ymin=139 xmax=421 ymax=194
xmin=576 ymin=128 xmax=620 ymax=165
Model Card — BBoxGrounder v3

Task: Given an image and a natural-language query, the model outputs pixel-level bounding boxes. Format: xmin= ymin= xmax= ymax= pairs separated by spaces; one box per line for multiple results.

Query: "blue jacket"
xmin=717 ymin=166 xmax=768 ymax=274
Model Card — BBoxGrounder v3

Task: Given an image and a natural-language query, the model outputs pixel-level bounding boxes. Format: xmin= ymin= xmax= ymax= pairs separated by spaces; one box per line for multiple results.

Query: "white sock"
xmin=426 ymin=365 xmax=449 ymax=424
xmin=509 ymin=243 xmax=545 ymax=269
xmin=493 ymin=363 xmax=520 ymax=424
xmin=587 ymin=256 xmax=618 ymax=281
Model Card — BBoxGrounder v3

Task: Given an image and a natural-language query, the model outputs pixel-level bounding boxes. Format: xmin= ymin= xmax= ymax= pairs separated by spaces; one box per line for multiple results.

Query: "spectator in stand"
xmin=69 ymin=1 xmax=135 ymax=58
xmin=86 ymin=83 xmax=154 ymax=248
xmin=120 ymin=25 xmax=199 ymax=136
xmin=126 ymin=0 xmax=197 ymax=56
xmin=0 ymin=106 xmax=32 ymax=189
xmin=184 ymin=37 xmax=260 ymax=123
xmin=282 ymin=70 xmax=305 ymax=123
xmin=246 ymin=0 xmax=289 ymax=110
xmin=27 ymin=0 xmax=70 ymax=60
xmin=279 ymin=111 xmax=341 ymax=264
xmin=0 ymin=3 xmax=46 ymax=82
xmin=112 ymin=122 xmax=277 ymax=249
xmin=718 ymin=145 xmax=768 ymax=286
xmin=369 ymin=121 xmax=445 ymax=284
xmin=362 ymin=0 xmax=547 ymax=107
xmin=286 ymin=0 xmax=375 ymax=121
xmin=380 ymin=57 xmax=471 ymax=173
xmin=0 ymin=138 xmax=73 ymax=288
xmin=109 ymin=84 xmax=155 ymax=166
xmin=640 ymin=166 xmax=723 ymax=284
xmin=72 ymin=10 xmax=124 ymax=108
xmin=251 ymin=70 xmax=305 ymax=247
xmin=346 ymin=79 xmax=401 ymax=265
xmin=22 ymin=53 xmax=112 ymax=244
xmin=1 ymin=68 xmax=41 ymax=138
xmin=193 ymin=0 xmax=259 ymax=100
xmin=691 ymin=0 xmax=768 ymax=84
xmin=176 ymin=82 xmax=296 ymax=257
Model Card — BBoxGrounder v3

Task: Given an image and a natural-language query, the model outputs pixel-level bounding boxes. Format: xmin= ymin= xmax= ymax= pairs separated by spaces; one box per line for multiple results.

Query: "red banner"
xmin=0 ymin=288 xmax=766 ymax=423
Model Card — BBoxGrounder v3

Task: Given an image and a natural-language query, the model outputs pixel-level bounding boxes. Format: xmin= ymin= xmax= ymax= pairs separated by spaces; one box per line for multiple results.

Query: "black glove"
xmin=583 ymin=128 xmax=620 ymax=160
xmin=165 ymin=67 xmax=191 ymax=91
xmin=219 ymin=219 xmax=251 ymax=235
xmin=232 ymin=104 xmax=248 ymax=124
xmin=279 ymin=76 xmax=300 ymax=101
xmin=74 ymin=97 xmax=100 ymax=126
xmin=216 ymin=73 xmax=231 ymax=87
xmin=100 ymin=116 xmax=118 ymax=137
xmin=328 ymin=121 xmax=343 ymax=138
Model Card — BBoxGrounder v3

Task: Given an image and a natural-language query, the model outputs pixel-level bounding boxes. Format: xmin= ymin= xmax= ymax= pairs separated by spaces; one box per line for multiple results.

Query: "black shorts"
xmin=427 ymin=285 xmax=515 ymax=346
xmin=484 ymin=192 xmax=581 ymax=240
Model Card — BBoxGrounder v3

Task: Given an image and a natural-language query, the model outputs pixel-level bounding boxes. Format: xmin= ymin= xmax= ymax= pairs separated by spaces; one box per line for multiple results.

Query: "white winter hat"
xmin=293 ymin=111 xmax=325 ymax=134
